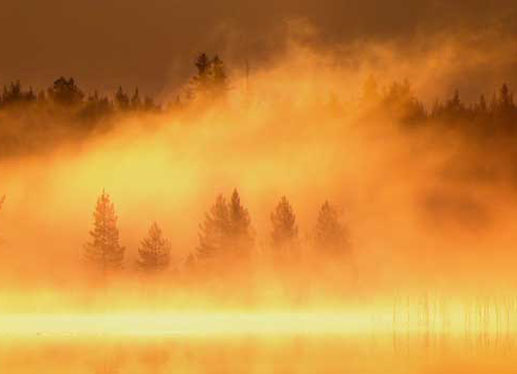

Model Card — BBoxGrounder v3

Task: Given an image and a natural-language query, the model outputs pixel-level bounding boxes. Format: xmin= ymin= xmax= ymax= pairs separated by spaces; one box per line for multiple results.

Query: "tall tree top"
xmin=271 ymin=196 xmax=298 ymax=247
xmin=315 ymin=201 xmax=348 ymax=253
xmin=138 ymin=222 xmax=171 ymax=272
xmin=84 ymin=190 xmax=125 ymax=272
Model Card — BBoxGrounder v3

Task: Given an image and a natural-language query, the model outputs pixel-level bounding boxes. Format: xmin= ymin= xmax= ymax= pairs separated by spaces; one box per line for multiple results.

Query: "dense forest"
xmin=0 ymin=52 xmax=515 ymax=158
xmin=0 ymin=53 xmax=228 ymax=156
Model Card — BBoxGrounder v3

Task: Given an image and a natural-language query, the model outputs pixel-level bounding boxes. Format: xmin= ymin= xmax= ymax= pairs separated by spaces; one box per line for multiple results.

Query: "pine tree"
xmin=48 ymin=77 xmax=84 ymax=106
xmin=130 ymin=88 xmax=142 ymax=110
xmin=137 ymin=222 xmax=171 ymax=272
xmin=197 ymin=194 xmax=230 ymax=260
xmin=499 ymin=84 xmax=513 ymax=110
xmin=315 ymin=201 xmax=348 ymax=254
xmin=115 ymin=86 xmax=130 ymax=110
xmin=211 ymin=55 xmax=227 ymax=94
xmin=271 ymin=196 xmax=298 ymax=248
xmin=191 ymin=53 xmax=228 ymax=99
xmin=197 ymin=190 xmax=253 ymax=262
xmin=84 ymin=191 xmax=125 ymax=271
xmin=228 ymin=189 xmax=253 ymax=257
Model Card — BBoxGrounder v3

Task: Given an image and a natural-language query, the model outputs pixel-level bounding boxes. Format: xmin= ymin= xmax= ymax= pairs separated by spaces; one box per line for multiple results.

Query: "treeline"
xmin=84 ymin=190 xmax=350 ymax=275
xmin=364 ymin=79 xmax=517 ymax=136
xmin=0 ymin=78 xmax=159 ymax=120
xmin=0 ymin=53 xmax=228 ymax=117
xmin=1 ymin=52 xmax=515 ymax=155
xmin=0 ymin=53 xmax=228 ymax=156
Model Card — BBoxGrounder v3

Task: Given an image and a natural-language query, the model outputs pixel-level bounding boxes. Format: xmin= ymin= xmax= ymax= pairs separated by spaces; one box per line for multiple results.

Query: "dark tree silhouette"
xmin=315 ymin=201 xmax=349 ymax=254
xmin=271 ymin=196 xmax=298 ymax=249
xmin=211 ymin=55 xmax=227 ymax=92
xmin=137 ymin=222 xmax=171 ymax=272
xmin=197 ymin=194 xmax=230 ymax=260
xmin=115 ymin=86 xmax=130 ymax=110
xmin=48 ymin=77 xmax=84 ymax=106
xmin=382 ymin=80 xmax=426 ymax=124
xmin=498 ymin=84 xmax=514 ymax=110
xmin=191 ymin=53 xmax=228 ymax=98
xmin=1 ymin=81 xmax=36 ymax=106
xmin=195 ymin=53 xmax=211 ymax=80
xmin=130 ymin=88 xmax=142 ymax=110
xmin=84 ymin=191 xmax=125 ymax=271
xmin=79 ymin=91 xmax=113 ymax=122
xmin=228 ymin=189 xmax=253 ymax=257
xmin=197 ymin=189 xmax=253 ymax=263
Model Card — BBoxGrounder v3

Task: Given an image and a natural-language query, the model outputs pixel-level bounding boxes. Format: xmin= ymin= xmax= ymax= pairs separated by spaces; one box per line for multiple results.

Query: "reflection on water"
xmin=1 ymin=333 xmax=517 ymax=374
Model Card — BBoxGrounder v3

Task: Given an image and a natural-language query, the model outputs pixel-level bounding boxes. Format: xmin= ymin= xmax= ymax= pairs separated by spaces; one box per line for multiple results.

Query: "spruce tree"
xmin=271 ymin=196 xmax=298 ymax=249
xmin=84 ymin=191 xmax=125 ymax=271
xmin=197 ymin=194 xmax=230 ymax=260
xmin=197 ymin=189 xmax=254 ymax=262
xmin=191 ymin=53 xmax=228 ymax=98
xmin=315 ymin=201 xmax=348 ymax=254
xmin=228 ymin=189 xmax=253 ymax=256
xmin=137 ymin=222 xmax=171 ymax=272
xmin=48 ymin=77 xmax=84 ymax=106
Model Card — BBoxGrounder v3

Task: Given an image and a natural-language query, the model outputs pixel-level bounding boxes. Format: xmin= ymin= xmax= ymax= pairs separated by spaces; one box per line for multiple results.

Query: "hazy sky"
xmin=0 ymin=0 xmax=515 ymax=96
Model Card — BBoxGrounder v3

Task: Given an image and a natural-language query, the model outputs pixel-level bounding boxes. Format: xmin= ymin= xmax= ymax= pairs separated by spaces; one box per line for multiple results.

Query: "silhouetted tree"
xmin=197 ymin=189 xmax=253 ymax=262
xmin=191 ymin=53 xmax=228 ymax=98
xmin=197 ymin=194 xmax=230 ymax=260
xmin=1 ymin=81 xmax=36 ymax=106
xmin=271 ymin=196 xmax=298 ymax=249
xmin=315 ymin=201 xmax=348 ymax=254
xmin=80 ymin=91 xmax=113 ymax=122
xmin=115 ymin=86 xmax=130 ymax=110
xmin=498 ymin=84 xmax=514 ymax=110
xmin=137 ymin=222 xmax=171 ymax=272
xmin=84 ymin=191 xmax=125 ymax=271
xmin=130 ymin=88 xmax=142 ymax=110
xmin=48 ymin=77 xmax=84 ymax=106
xmin=382 ymin=80 xmax=426 ymax=124
xmin=477 ymin=95 xmax=487 ymax=113
xmin=228 ymin=189 xmax=254 ymax=257
xmin=211 ymin=55 xmax=227 ymax=93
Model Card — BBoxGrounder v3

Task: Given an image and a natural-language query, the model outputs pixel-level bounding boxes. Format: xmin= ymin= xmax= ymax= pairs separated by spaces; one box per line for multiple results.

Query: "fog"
xmin=0 ymin=26 xmax=514 ymax=315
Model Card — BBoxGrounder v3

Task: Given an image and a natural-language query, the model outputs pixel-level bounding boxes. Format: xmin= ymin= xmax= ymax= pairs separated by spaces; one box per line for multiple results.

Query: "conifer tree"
xmin=191 ymin=53 xmax=228 ymax=98
xmin=137 ymin=222 xmax=171 ymax=272
xmin=228 ymin=189 xmax=253 ymax=257
xmin=197 ymin=194 xmax=230 ymax=260
xmin=130 ymin=88 xmax=142 ymax=110
xmin=197 ymin=190 xmax=254 ymax=262
xmin=115 ymin=86 xmax=130 ymax=110
xmin=271 ymin=196 xmax=298 ymax=248
xmin=211 ymin=55 xmax=227 ymax=93
xmin=84 ymin=191 xmax=125 ymax=271
xmin=48 ymin=77 xmax=84 ymax=106
xmin=315 ymin=201 xmax=348 ymax=254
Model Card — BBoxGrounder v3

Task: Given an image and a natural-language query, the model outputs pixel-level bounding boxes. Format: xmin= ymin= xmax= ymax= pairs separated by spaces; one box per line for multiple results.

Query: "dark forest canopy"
xmin=0 ymin=52 xmax=515 ymax=157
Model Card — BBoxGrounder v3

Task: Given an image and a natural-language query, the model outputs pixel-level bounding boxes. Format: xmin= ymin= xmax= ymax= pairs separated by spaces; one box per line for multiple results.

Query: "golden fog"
xmin=0 ymin=30 xmax=516 ymax=312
